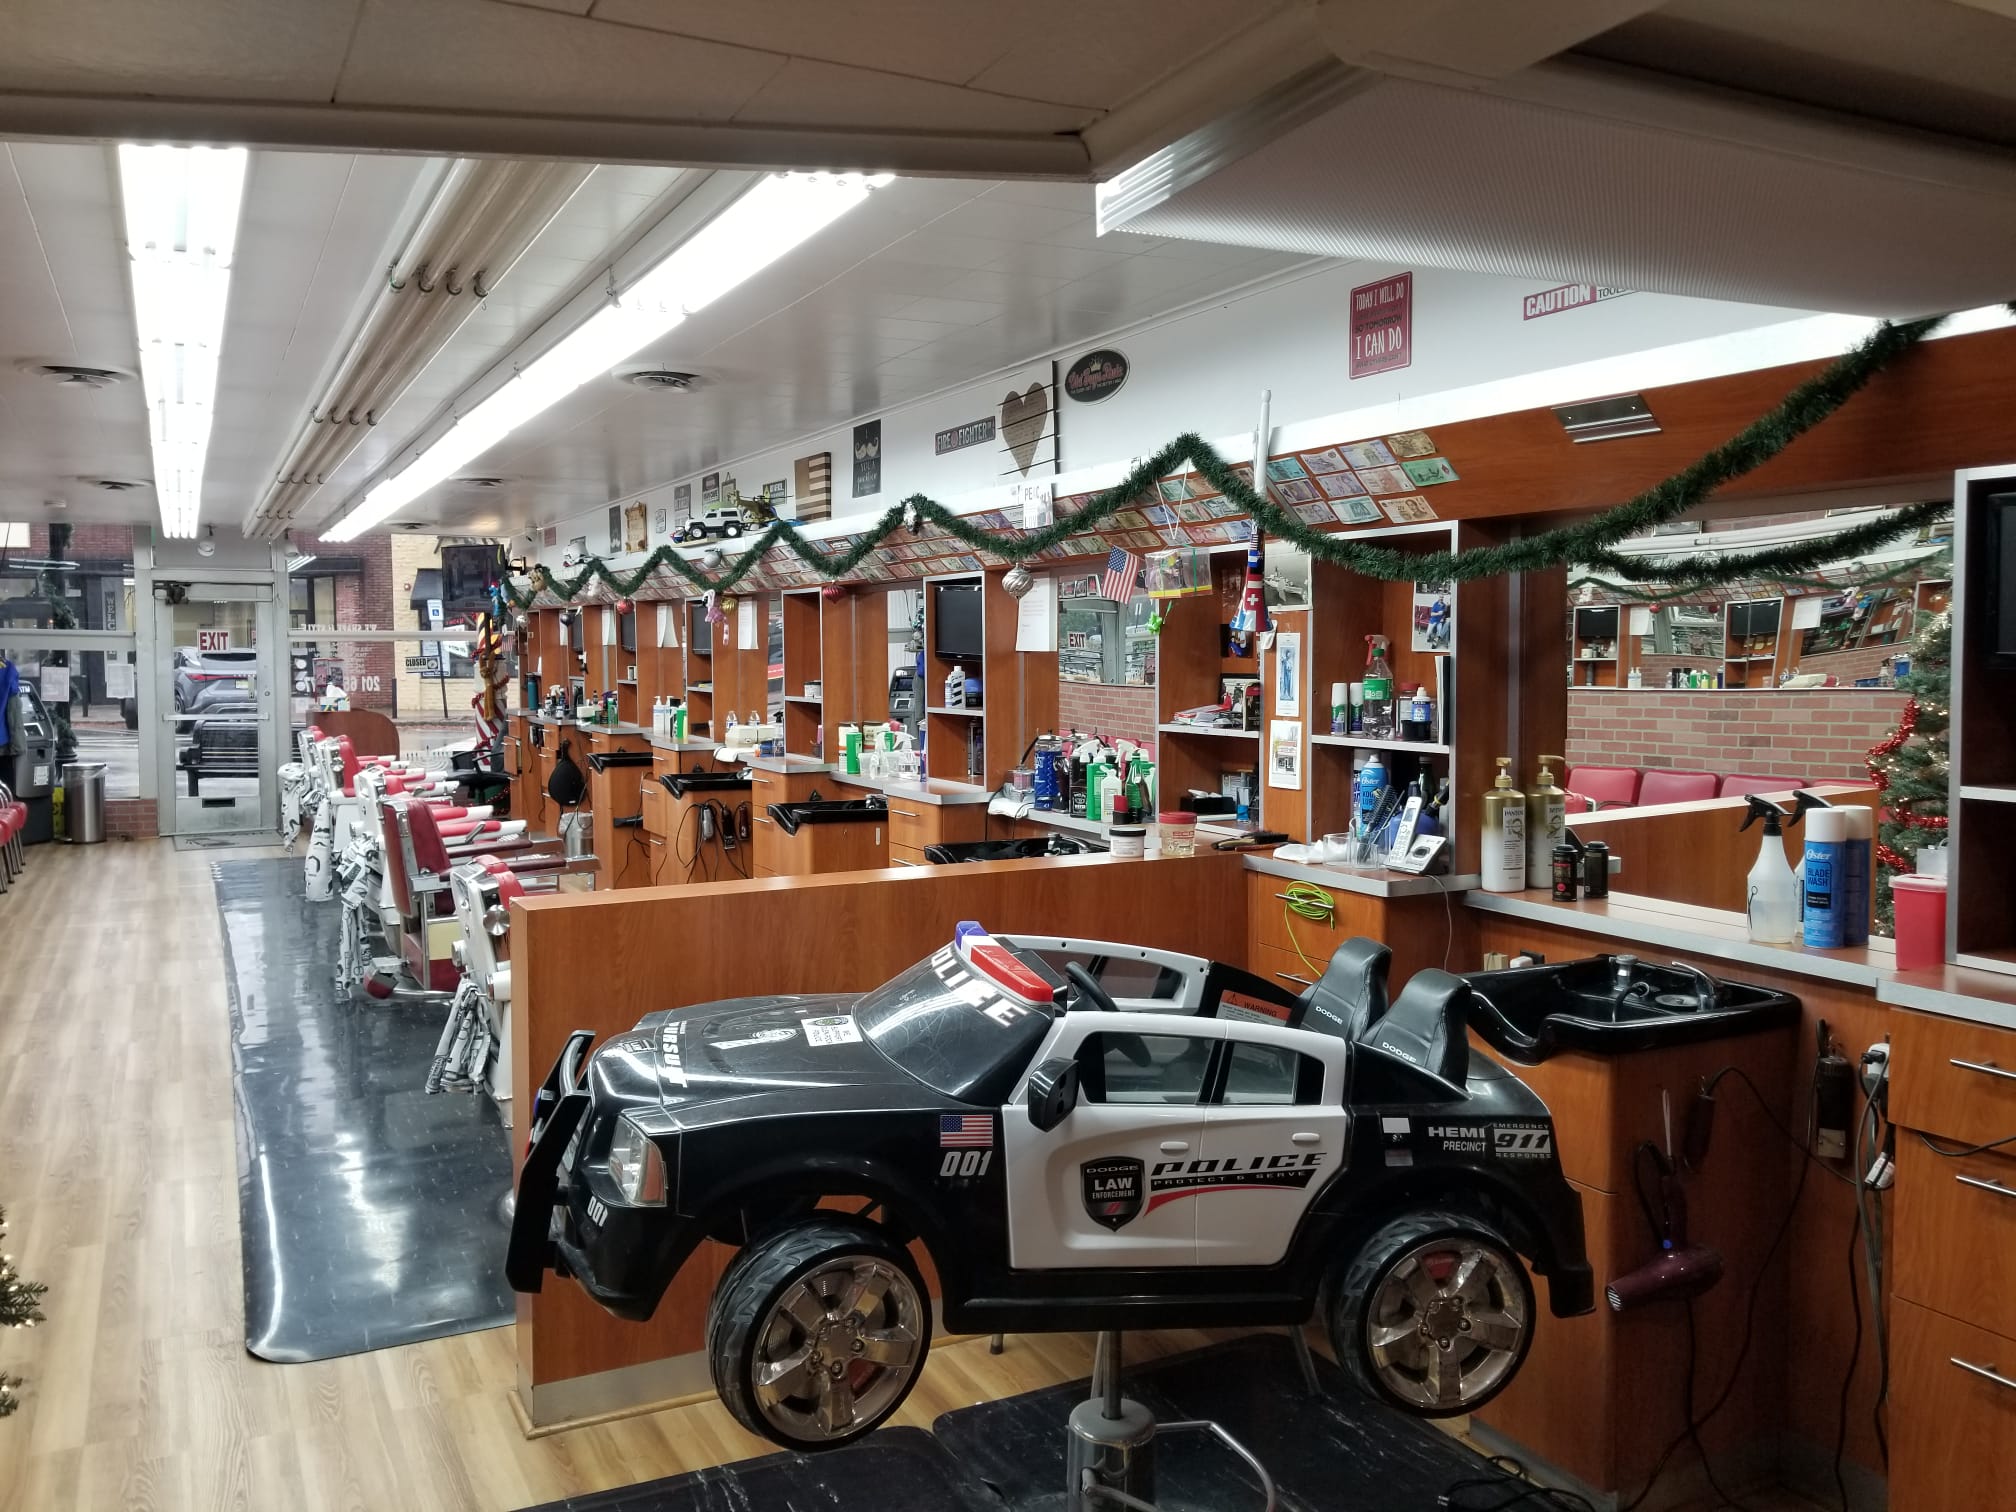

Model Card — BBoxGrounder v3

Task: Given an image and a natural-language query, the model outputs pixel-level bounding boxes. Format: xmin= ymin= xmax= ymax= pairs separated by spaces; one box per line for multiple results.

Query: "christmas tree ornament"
xmin=1227 ymin=538 xmax=1267 ymax=654
xmin=1001 ymin=564 xmax=1035 ymax=600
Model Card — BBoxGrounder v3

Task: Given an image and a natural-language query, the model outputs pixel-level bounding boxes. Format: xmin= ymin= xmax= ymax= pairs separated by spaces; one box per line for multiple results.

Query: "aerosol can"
xmin=305 ymin=801 xmax=336 ymax=902
xmin=1526 ymin=755 xmax=1567 ymax=885
xmin=1740 ymin=794 xmax=1799 ymax=943
xmin=1482 ymin=757 xmax=1526 ymax=893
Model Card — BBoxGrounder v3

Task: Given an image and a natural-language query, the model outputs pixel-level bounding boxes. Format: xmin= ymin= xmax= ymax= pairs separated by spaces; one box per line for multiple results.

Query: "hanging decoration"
xmin=505 ymin=308 xmax=2005 ymax=611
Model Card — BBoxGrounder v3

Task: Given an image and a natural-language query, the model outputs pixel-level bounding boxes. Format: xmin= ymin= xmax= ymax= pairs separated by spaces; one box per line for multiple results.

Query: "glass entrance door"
xmin=156 ymin=582 xmax=277 ymax=836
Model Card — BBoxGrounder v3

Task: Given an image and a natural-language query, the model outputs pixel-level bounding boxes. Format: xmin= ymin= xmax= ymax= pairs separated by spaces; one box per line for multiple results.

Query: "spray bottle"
xmin=1527 ymin=755 xmax=1567 ymax=885
xmin=1740 ymin=795 xmax=1799 ymax=944
xmin=1482 ymin=758 xmax=1526 ymax=893
xmin=1356 ymin=749 xmax=1390 ymax=844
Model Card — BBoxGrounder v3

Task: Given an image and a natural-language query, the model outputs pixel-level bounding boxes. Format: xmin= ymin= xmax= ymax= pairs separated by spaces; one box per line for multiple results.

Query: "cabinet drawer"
xmin=1251 ymin=941 xmax=1323 ymax=997
xmin=883 ymin=801 xmax=984 ymax=851
xmin=890 ymin=843 xmax=928 ymax=869
xmin=1246 ymin=870 xmax=1399 ymax=966
xmin=1888 ymin=1297 xmax=2016 ymax=1512
xmin=1895 ymin=1143 xmax=2016 ymax=1341
xmin=638 ymin=782 xmax=667 ymax=837
xmin=1891 ymin=1010 xmax=2016 ymax=1144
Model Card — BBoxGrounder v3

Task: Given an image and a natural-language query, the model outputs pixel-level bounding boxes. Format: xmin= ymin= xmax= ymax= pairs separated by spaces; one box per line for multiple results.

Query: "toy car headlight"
xmin=605 ymin=1116 xmax=666 ymax=1206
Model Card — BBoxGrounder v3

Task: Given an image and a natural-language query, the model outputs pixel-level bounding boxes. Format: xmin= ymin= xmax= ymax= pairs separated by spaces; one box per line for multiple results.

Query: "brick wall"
xmin=1057 ymin=681 xmax=1158 ymax=748
xmin=104 ymin=798 xmax=157 ymax=839
xmin=1566 ymin=689 xmax=1904 ymax=782
xmin=294 ymin=530 xmax=395 ymax=712
xmin=390 ymin=534 xmax=483 ymax=724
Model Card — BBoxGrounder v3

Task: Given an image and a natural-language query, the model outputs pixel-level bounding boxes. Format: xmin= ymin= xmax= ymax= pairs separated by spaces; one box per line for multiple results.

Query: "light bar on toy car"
xmin=953 ymin=921 xmax=1053 ymax=1005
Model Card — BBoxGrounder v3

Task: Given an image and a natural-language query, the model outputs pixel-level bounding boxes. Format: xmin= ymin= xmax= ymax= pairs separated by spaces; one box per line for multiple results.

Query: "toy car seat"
xmin=1294 ymin=937 xmax=1391 ymax=1040
xmin=1361 ymin=968 xmax=1473 ymax=1086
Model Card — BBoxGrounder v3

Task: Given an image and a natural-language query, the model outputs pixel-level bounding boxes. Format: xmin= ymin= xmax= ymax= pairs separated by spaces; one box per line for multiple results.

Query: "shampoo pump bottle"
xmin=1740 ymin=795 xmax=1799 ymax=943
xmin=1527 ymin=755 xmax=1567 ymax=884
xmin=1482 ymin=757 xmax=1526 ymax=893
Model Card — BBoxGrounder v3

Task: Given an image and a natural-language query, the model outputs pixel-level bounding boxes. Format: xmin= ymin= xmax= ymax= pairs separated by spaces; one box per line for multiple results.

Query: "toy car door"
xmin=1192 ymin=1027 xmax=1350 ymax=1267
xmin=1003 ymin=1015 xmax=1224 ymax=1270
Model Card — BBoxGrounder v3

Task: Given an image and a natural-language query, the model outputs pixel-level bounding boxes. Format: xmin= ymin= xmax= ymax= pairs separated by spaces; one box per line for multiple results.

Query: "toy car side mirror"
xmin=1025 ymin=1057 xmax=1080 ymax=1133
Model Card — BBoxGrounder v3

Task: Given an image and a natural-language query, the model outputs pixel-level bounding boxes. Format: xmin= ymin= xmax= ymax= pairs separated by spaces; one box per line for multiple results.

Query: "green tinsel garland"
xmin=508 ymin=311 xmax=1968 ymax=610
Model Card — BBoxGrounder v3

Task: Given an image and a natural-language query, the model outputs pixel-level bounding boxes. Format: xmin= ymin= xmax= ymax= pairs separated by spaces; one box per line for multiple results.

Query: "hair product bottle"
xmin=1482 ymin=757 xmax=1526 ymax=893
xmin=1526 ymin=755 xmax=1567 ymax=885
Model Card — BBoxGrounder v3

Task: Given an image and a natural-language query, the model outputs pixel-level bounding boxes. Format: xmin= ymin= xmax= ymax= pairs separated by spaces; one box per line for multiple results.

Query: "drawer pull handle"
xmin=1273 ymin=971 xmax=1314 ymax=988
xmin=1957 ymin=1174 xmax=2016 ymax=1200
xmin=1950 ymin=1057 xmax=2016 ymax=1082
xmin=889 ymin=807 xmax=922 ymax=819
xmin=1951 ymin=1357 xmax=2016 ymax=1392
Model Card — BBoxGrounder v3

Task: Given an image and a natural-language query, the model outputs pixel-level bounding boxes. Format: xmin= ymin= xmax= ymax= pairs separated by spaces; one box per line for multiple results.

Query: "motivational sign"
xmin=1349 ymin=272 xmax=1413 ymax=379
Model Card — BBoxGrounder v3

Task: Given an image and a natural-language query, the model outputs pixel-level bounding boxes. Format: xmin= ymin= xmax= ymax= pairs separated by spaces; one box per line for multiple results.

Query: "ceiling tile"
xmin=965 ymin=0 xmax=1290 ymax=108
xmin=729 ymin=57 xmax=1095 ymax=133
xmin=588 ymin=0 xmax=1017 ymax=85
xmin=0 ymin=0 xmax=362 ymax=102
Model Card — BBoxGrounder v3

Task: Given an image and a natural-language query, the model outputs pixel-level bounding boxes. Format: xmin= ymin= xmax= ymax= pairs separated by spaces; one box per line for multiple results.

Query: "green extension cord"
xmin=1281 ymin=883 xmax=1337 ymax=976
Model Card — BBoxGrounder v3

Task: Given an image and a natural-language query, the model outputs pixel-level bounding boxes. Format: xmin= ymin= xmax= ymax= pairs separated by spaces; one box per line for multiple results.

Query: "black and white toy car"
xmin=681 ymin=503 xmax=746 ymax=541
xmin=509 ymin=925 xmax=1593 ymax=1449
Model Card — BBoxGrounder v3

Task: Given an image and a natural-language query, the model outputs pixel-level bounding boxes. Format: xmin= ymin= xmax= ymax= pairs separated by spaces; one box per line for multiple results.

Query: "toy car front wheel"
xmin=1328 ymin=1210 xmax=1534 ymax=1417
xmin=723 ymin=520 xmax=743 ymax=538
xmin=707 ymin=1216 xmax=931 ymax=1450
xmin=683 ymin=522 xmax=706 ymax=541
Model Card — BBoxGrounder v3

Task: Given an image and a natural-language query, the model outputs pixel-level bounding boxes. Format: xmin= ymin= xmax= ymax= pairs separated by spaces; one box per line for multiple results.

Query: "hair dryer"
xmin=1607 ymin=1144 xmax=1725 ymax=1311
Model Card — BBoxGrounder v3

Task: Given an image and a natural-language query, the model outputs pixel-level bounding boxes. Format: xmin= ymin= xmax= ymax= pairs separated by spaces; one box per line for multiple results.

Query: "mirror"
xmin=1058 ymin=575 xmax=1156 ymax=687
xmin=1568 ymin=504 xmax=1951 ymax=691
xmin=1025 ymin=1056 xmax=1080 ymax=1132
xmin=886 ymin=587 xmax=922 ymax=736
xmin=766 ymin=591 xmax=784 ymax=720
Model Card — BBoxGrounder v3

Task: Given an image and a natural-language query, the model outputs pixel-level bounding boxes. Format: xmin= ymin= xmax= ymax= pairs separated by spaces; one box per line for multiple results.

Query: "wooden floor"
xmin=0 ymin=840 xmax=1824 ymax=1512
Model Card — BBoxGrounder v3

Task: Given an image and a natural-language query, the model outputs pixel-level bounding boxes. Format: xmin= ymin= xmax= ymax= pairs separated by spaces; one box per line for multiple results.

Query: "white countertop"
xmin=1243 ymin=853 xmax=1483 ymax=899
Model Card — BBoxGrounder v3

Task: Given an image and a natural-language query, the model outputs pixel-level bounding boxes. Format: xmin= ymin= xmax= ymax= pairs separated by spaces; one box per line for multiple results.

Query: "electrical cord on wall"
xmin=1280 ymin=883 xmax=1335 ymax=975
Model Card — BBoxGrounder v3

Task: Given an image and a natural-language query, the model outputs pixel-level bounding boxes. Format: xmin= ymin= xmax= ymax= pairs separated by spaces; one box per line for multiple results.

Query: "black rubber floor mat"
xmin=933 ymin=1334 xmax=1519 ymax=1512
xmin=514 ymin=1427 xmax=1002 ymax=1511
xmin=214 ymin=858 xmax=517 ymax=1361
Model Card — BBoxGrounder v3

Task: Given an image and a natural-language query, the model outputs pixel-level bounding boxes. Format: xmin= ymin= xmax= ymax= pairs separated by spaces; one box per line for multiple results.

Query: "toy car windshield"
xmin=858 ymin=925 xmax=1062 ymax=1104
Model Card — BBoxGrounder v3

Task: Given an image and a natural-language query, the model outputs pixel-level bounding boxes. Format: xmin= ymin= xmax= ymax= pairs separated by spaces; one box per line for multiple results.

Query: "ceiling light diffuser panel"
xmin=117 ymin=143 xmax=249 ymax=539
xmin=324 ymin=171 xmax=892 ymax=541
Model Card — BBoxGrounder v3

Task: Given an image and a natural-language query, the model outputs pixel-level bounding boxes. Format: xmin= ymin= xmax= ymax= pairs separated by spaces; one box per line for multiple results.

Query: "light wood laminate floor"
xmin=0 ymin=841 xmax=1826 ymax=1512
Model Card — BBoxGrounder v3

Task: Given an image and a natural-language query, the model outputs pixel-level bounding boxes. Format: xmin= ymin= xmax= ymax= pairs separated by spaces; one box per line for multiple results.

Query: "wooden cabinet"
xmin=1888 ymin=1008 xmax=2016 ymax=1512
xmin=1888 ymin=1298 xmax=2016 ymax=1512
xmin=883 ymin=796 xmax=984 ymax=866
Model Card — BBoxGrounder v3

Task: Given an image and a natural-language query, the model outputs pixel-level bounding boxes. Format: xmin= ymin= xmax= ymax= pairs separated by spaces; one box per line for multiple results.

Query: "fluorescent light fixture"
xmin=117 ymin=143 xmax=249 ymax=539
xmin=286 ymin=553 xmax=317 ymax=572
xmin=324 ymin=171 xmax=891 ymax=541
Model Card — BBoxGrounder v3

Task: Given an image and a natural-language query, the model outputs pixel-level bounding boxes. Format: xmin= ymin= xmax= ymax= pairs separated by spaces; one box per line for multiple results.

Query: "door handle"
xmin=1951 ymin=1357 xmax=2016 ymax=1392
xmin=1159 ymin=1140 xmax=1189 ymax=1154
xmin=1950 ymin=1057 xmax=2016 ymax=1082
xmin=1291 ymin=1132 xmax=1321 ymax=1145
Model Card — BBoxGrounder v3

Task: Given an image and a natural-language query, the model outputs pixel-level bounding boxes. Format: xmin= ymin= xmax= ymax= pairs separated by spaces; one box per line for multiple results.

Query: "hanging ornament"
xmin=821 ymin=582 xmax=848 ymax=603
xmin=904 ymin=500 xmax=927 ymax=535
xmin=705 ymin=589 xmax=724 ymax=625
xmin=1227 ymin=537 xmax=1267 ymax=655
xmin=1002 ymin=564 xmax=1035 ymax=600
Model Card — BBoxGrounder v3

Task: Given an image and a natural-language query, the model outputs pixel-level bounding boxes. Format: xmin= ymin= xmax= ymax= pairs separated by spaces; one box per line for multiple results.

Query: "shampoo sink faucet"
xmin=1611 ymin=955 xmax=1638 ymax=997
xmin=1667 ymin=961 xmax=1719 ymax=1013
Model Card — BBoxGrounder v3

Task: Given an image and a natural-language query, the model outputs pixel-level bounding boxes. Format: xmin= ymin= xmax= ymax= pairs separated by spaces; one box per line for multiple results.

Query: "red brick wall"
xmin=104 ymin=798 xmax=157 ymax=839
xmin=1057 ymin=682 xmax=1158 ymax=749
xmin=295 ymin=531 xmax=396 ymax=712
xmin=1567 ymin=689 xmax=1904 ymax=782
xmin=26 ymin=523 xmax=136 ymax=559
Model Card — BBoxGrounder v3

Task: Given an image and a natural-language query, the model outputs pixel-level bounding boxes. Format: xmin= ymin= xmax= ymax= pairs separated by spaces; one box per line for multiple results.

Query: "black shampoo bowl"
xmin=1462 ymin=953 xmax=1798 ymax=1063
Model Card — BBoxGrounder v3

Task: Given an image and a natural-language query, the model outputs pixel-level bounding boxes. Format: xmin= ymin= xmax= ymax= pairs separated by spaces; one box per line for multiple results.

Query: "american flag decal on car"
xmin=939 ymin=1114 xmax=993 ymax=1148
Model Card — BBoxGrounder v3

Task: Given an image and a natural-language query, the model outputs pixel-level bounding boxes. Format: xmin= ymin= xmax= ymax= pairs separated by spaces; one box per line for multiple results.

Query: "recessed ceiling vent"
xmin=85 ymin=477 xmax=151 ymax=492
xmin=616 ymin=367 xmax=700 ymax=392
xmin=19 ymin=361 xmax=137 ymax=390
xmin=454 ymin=476 xmax=508 ymax=489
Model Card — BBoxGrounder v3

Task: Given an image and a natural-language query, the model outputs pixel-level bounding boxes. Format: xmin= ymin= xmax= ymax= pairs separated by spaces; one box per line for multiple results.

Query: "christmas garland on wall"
xmin=506 ymin=308 xmax=1988 ymax=611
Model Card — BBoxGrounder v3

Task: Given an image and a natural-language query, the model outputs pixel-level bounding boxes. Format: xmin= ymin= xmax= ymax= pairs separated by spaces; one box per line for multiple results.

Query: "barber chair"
xmin=427 ymin=849 xmax=596 ymax=1122
xmin=0 ymin=779 xmax=26 ymax=893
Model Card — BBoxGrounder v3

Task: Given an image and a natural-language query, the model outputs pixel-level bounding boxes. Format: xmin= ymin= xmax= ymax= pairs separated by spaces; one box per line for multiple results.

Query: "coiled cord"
xmin=1280 ymin=883 xmax=1336 ymax=975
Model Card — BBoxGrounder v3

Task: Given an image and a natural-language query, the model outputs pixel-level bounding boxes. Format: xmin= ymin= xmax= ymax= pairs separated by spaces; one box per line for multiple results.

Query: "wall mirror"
xmin=1057 ymin=573 xmax=1156 ymax=687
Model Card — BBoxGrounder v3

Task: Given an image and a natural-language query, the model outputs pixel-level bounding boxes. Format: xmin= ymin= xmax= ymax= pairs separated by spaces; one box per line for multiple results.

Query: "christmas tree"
xmin=1867 ymin=606 xmax=1951 ymax=933
xmin=0 ymin=1204 xmax=47 ymax=1418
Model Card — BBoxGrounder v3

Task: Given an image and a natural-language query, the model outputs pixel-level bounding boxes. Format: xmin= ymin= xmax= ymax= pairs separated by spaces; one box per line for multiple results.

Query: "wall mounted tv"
xmin=932 ymin=582 xmax=984 ymax=662
xmin=618 ymin=605 xmax=636 ymax=655
xmin=688 ymin=600 xmax=711 ymax=658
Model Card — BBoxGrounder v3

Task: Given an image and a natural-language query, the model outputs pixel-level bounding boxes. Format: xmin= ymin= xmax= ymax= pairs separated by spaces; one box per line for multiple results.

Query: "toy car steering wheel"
xmin=1067 ymin=964 xmax=1151 ymax=1065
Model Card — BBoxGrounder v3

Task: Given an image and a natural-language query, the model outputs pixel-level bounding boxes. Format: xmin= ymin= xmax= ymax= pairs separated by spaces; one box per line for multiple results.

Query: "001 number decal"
xmin=939 ymin=1149 xmax=993 ymax=1178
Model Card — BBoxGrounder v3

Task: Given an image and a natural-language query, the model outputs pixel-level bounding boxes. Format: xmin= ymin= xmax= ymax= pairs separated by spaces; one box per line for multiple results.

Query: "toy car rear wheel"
xmin=1328 ymin=1210 xmax=1534 ymax=1417
xmin=683 ymin=522 xmax=705 ymax=541
xmin=707 ymin=1216 xmax=930 ymax=1450
xmin=724 ymin=520 xmax=743 ymax=537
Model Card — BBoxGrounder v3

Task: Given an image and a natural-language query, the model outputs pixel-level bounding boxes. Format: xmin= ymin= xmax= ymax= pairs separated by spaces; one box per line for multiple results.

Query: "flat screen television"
xmin=1728 ymin=599 xmax=1781 ymax=642
xmin=932 ymin=582 xmax=984 ymax=662
xmin=1577 ymin=606 xmax=1619 ymax=642
xmin=1985 ymin=493 xmax=2016 ymax=668
xmin=440 ymin=543 xmax=507 ymax=613
xmin=688 ymin=600 xmax=710 ymax=658
xmin=618 ymin=606 xmax=636 ymax=655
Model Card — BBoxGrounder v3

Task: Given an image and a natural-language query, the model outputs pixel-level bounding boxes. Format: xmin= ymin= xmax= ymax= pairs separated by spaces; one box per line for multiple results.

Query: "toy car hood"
xmin=601 ymin=997 xmax=914 ymax=1114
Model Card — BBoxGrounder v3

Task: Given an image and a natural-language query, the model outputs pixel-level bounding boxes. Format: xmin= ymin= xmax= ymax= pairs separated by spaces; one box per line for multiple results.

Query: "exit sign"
xmin=197 ymin=629 xmax=231 ymax=652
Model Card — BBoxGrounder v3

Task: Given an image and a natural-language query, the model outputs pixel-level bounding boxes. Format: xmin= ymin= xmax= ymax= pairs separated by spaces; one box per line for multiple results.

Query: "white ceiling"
xmin=308 ymin=175 xmax=1311 ymax=537
xmin=0 ymin=0 xmax=1315 ymax=178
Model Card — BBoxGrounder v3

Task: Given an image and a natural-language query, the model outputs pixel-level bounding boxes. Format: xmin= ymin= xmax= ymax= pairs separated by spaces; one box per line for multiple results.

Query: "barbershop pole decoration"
xmin=473 ymin=580 xmax=511 ymax=749
xmin=507 ymin=304 xmax=2011 ymax=611
xmin=1228 ymin=389 xmax=1274 ymax=655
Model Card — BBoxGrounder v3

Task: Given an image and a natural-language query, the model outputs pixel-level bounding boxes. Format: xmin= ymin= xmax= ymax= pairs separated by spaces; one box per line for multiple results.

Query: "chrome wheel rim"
xmin=751 ymin=1256 xmax=923 ymax=1442
xmin=1365 ymin=1236 xmax=1529 ymax=1411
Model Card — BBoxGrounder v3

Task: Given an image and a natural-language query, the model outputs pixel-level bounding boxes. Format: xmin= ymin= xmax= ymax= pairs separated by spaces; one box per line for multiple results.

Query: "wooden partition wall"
xmin=509 ymin=851 xmax=1251 ymax=1424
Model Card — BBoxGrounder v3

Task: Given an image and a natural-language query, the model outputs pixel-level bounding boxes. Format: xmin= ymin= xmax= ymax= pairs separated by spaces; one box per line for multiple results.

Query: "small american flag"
xmin=1098 ymin=547 xmax=1140 ymax=603
xmin=940 ymin=1114 xmax=993 ymax=1148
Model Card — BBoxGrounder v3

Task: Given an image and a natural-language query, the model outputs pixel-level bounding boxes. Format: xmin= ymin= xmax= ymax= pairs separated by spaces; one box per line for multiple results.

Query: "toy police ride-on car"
xmin=509 ymin=926 xmax=1593 ymax=1450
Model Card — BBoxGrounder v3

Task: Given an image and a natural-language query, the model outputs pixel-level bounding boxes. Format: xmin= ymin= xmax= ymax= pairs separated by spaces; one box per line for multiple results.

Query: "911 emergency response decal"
xmin=1081 ymin=1151 xmax=1325 ymax=1228
xmin=1410 ymin=1120 xmax=1556 ymax=1160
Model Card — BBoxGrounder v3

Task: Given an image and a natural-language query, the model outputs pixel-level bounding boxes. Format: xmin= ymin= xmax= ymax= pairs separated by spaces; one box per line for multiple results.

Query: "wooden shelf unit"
xmin=1153 ymin=550 xmax=1265 ymax=821
xmin=1721 ymin=595 xmax=1791 ymax=687
xmin=915 ymin=571 xmax=1055 ymax=789
xmin=781 ymin=589 xmax=825 ymax=758
xmin=1569 ymin=603 xmax=1632 ymax=688
xmin=631 ymin=601 xmax=687 ymax=724
xmin=1950 ymin=468 xmax=2016 ymax=977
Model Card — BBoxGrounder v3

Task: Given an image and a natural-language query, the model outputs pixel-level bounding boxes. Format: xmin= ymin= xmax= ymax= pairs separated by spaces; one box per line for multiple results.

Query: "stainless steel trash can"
xmin=61 ymin=762 xmax=107 ymax=844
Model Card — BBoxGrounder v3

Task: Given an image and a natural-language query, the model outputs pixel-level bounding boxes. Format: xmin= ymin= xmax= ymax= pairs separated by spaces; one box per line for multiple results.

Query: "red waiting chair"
xmin=1567 ymin=766 xmax=1640 ymax=810
xmin=1638 ymin=770 xmax=1719 ymax=806
xmin=1719 ymin=773 xmax=1807 ymax=798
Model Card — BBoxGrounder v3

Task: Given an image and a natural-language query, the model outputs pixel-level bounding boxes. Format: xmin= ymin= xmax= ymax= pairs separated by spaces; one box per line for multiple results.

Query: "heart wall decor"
xmin=999 ymin=378 xmax=1055 ymax=476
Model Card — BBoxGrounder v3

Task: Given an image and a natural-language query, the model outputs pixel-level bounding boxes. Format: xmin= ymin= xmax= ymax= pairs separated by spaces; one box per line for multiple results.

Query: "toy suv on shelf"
xmin=510 ymin=925 xmax=1592 ymax=1449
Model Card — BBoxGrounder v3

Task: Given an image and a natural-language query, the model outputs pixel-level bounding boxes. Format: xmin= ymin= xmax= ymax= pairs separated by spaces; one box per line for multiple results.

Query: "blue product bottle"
xmin=1802 ymin=809 xmax=1848 ymax=949
xmin=1356 ymin=750 xmax=1389 ymax=835
xmin=1032 ymin=737 xmax=1059 ymax=812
